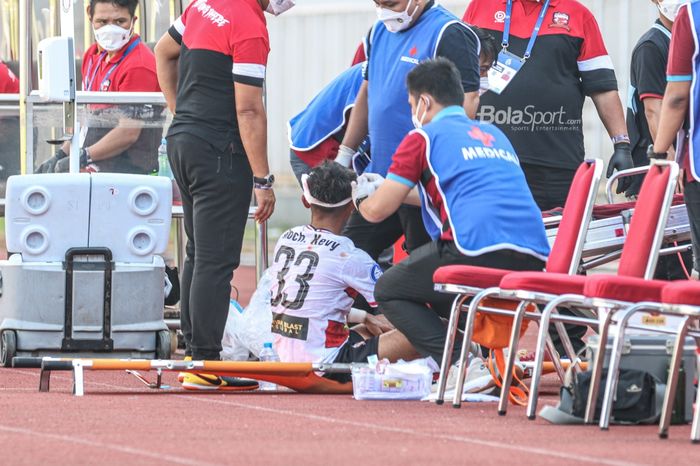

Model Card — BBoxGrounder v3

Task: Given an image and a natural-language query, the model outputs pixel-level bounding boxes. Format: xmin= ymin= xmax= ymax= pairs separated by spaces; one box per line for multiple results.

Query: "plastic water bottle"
xmin=157 ymin=138 xmax=173 ymax=179
xmin=258 ymin=342 xmax=280 ymax=391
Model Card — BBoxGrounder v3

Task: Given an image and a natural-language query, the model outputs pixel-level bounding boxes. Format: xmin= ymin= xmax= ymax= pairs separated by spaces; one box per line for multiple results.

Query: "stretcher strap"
xmin=487 ymin=349 xmax=529 ymax=406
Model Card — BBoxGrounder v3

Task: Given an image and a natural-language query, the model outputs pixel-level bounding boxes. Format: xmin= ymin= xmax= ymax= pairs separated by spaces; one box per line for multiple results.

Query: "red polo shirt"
xmin=0 ymin=61 xmax=19 ymax=93
xmin=81 ymin=34 xmax=159 ymax=93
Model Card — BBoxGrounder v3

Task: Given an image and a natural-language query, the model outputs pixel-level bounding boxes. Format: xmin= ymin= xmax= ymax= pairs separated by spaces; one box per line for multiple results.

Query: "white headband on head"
xmin=301 ymin=174 xmax=353 ymax=208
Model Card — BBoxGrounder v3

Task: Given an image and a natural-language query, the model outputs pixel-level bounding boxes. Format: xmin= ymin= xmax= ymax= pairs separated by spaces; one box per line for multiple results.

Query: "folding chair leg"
xmin=584 ymin=308 xmax=615 ymax=424
xmin=525 ymin=294 xmax=586 ymax=420
xmin=692 ymin=340 xmax=700 ymax=443
xmin=545 ymin=336 xmax=565 ymax=382
xmin=452 ymin=287 xmax=500 ymax=408
xmin=659 ymin=316 xmax=691 ymax=439
xmin=599 ymin=306 xmax=642 ymax=430
xmin=435 ymin=293 xmax=470 ymax=405
xmin=497 ymin=300 xmax=529 ymax=416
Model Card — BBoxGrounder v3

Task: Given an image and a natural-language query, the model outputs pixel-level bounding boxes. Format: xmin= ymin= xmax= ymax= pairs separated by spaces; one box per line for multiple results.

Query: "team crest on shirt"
xmin=100 ymin=79 xmax=111 ymax=91
xmin=494 ymin=11 xmax=506 ymax=23
xmin=549 ymin=12 xmax=571 ymax=31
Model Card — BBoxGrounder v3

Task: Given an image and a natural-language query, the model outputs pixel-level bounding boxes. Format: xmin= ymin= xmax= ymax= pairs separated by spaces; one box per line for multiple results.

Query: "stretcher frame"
xmin=12 ymin=357 xmax=357 ymax=396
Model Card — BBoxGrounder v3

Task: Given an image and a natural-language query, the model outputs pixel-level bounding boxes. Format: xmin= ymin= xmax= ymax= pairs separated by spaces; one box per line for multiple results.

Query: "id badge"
xmin=487 ymin=51 xmax=524 ymax=95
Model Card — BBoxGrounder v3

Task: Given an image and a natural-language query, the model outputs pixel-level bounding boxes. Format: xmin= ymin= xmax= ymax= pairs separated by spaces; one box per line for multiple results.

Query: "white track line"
xmin=9 ymin=370 xmax=647 ymax=466
xmin=0 ymin=424 xmax=216 ymax=466
xmin=176 ymin=394 xmax=646 ymax=466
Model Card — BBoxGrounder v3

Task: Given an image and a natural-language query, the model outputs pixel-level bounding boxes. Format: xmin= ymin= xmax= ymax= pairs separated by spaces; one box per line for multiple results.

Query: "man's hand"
xmin=364 ymin=313 xmax=394 ymax=336
xmin=351 ymin=176 xmax=375 ymax=209
xmin=360 ymin=172 xmax=385 ymax=190
xmin=36 ymin=148 xmax=68 ymax=173
xmin=335 ymin=145 xmax=355 ymax=168
xmin=608 ymin=142 xmax=634 ymax=194
xmin=253 ymin=188 xmax=275 ymax=223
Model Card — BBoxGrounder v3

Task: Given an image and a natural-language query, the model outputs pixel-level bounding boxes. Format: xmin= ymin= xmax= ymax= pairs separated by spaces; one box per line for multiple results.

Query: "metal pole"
xmin=18 ymin=0 xmax=32 ymax=175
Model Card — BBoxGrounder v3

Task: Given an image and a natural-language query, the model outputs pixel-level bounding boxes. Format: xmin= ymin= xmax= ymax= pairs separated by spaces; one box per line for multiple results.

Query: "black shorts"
xmin=325 ymin=331 xmax=379 ymax=383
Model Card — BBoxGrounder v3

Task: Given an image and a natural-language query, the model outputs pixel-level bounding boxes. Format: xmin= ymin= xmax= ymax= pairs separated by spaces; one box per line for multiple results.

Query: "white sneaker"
xmin=432 ymin=357 xmax=496 ymax=395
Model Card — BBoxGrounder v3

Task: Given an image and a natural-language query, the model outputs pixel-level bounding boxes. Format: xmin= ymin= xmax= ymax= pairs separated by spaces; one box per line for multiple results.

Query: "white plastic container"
xmin=89 ymin=173 xmax=172 ymax=262
xmin=5 ymin=174 xmax=91 ymax=262
xmin=352 ymin=362 xmax=433 ymax=400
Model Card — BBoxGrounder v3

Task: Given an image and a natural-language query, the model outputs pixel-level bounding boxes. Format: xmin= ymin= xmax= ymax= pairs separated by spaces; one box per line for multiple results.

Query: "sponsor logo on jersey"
xmin=494 ymin=10 xmax=506 ymax=23
xmin=549 ymin=12 xmax=571 ymax=31
xmin=370 ymin=264 xmax=382 ymax=283
xmin=271 ymin=313 xmax=309 ymax=341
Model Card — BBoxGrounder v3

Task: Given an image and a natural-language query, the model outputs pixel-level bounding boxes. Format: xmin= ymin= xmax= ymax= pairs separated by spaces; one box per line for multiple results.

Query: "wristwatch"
xmin=646 ymin=144 xmax=667 ymax=160
xmin=253 ymin=174 xmax=275 ymax=190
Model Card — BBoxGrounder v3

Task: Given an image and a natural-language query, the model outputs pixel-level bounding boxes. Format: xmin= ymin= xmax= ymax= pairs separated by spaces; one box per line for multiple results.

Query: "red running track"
xmin=1 ymin=348 xmax=698 ymax=466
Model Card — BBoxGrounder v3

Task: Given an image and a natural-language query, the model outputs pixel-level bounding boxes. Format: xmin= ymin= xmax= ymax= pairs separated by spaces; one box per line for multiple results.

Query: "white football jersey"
xmin=269 ymin=225 xmax=382 ymax=364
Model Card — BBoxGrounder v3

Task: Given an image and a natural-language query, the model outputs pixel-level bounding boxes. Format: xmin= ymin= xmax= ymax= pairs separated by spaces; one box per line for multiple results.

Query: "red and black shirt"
xmin=465 ymin=0 xmax=618 ymax=170
xmin=627 ymin=20 xmax=670 ymax=168
xmin=167 ymin=0 xmax=270 ymax=154
xmin=81 ymin=35 xmax=162 ymax=173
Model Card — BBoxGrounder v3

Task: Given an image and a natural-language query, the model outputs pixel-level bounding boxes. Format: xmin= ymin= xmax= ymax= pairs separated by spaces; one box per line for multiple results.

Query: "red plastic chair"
xmin=432 ymin=159 xmax=603 ymax=406
xmin=502 ymin=159 xmax=680 ymax=419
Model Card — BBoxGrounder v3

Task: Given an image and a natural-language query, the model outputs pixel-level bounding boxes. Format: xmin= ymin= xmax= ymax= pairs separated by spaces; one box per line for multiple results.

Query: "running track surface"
xmin=1 ymin=267 xmax=698 ymax=465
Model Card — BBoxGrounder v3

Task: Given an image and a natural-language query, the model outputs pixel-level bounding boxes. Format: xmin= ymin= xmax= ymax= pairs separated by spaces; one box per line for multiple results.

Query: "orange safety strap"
xmin=487 ymin=349 xmax=529 ymax=406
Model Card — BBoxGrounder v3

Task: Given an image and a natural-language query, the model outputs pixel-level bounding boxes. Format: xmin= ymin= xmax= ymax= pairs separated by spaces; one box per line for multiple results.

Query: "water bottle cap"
xmin=263 ymin=342 xmax=272 ymax=348
xmin=161 ymin=138 xmax=167 ymax=144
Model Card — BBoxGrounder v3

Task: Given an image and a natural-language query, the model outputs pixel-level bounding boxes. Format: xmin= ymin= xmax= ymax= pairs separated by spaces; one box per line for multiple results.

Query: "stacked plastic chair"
xmin=432 ymin=159 xmax=603 ymax=408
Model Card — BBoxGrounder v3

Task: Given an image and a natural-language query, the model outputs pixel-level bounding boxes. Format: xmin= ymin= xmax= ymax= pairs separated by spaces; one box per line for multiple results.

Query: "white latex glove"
xmin=359 ymin=172 xmax=385 ymax=191
xmin=351 ymin=176 xmax=375 ymax=209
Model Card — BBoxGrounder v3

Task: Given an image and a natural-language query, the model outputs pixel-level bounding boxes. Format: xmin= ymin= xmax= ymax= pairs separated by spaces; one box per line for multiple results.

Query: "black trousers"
xmin=520 ymin=162 xmax=577 ymax=212
xmin=375 ymin=240 xmax=545 ymax=367
xmin=168 ymin=133 xmax=252 ymax=360
xmin=342 ymin=205 xmax=431 ymax=263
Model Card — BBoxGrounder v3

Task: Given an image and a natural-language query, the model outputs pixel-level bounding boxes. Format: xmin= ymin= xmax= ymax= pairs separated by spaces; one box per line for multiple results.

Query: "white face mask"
xmin=657 ymin=0 xmax=689 ymax=22
xmin=266 ymin=0 xmax=296 ymax=16
xmin=94 ymin=23 xmax=132 ymax=52
xmin=411 ymin=96 xmax=429 ymax=129
xmin=376 ymin=0 xmax=416 ymax=33
xmin=479 ymin=77 xmax=490 ymax=96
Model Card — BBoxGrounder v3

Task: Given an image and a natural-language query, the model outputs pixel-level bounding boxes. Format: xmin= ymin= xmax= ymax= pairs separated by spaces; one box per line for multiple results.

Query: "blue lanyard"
xmin=84 ymin=38 xmax=140 ymax=91
xmin=502 ymin=0 xmax=551 ymax=60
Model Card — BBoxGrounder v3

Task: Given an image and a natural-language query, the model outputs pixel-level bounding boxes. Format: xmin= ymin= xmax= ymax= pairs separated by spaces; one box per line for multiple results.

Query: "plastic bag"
xmin=220 ymin=270 xmax=275 ymax=360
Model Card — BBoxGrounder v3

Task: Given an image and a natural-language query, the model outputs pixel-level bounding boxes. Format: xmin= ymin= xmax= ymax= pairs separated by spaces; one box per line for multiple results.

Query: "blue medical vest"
xmin=418 ymin=108 xmax=550 ymax=259
xmin=367 ymin=5 xmax=462 ymax=176
xmin=288 ymin=63 xmax=365 ymax=151
xmin=689 ymin=1 xmax=700 ymax=181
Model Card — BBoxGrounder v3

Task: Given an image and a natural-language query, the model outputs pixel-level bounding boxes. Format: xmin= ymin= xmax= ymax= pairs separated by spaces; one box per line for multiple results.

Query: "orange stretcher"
xmin=12 ymin=357 xmax=354 ymax=396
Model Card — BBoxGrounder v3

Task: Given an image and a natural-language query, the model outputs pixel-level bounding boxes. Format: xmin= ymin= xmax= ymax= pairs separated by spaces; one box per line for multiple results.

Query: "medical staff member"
xmin=627 ymin=1 xmax=689 ymax=197
xmin=155 ymin=0 xmax=295 ymax=389
xmin=652 ymin=0 xmax=700 ymax=279
xmin=288 ymin=62 xmax=368 ymax=183
xmin=466 ymin=0 xmax=633 ymax=210
xmin=38 ymin=0 xmax=161 ymax=174
xmin=338 ymin=0 xmax=482 ymax=262
xmin=354 ymin=58 xmax=549 ymax=366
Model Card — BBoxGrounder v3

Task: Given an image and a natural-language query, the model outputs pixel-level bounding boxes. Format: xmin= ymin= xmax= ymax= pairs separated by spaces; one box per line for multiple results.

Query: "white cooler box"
xmin=0 ymin=173 xmax=172 ymax=365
